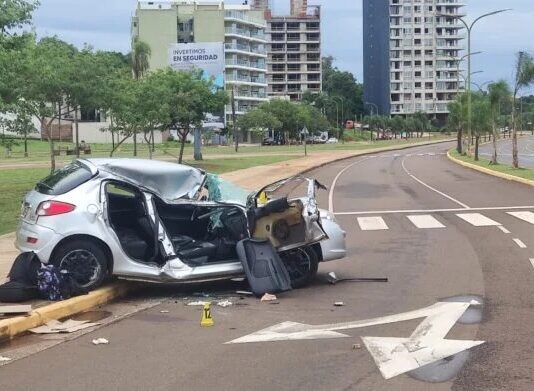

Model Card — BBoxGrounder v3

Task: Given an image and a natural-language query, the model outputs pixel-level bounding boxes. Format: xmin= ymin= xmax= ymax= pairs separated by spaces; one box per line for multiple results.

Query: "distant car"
xmin=16 ymin=159 xmax=347 ymax=290
xmin=262 ymin=137 xmax=275 ymax=146
xmin=326 ymin=137 xmax=338 ymax=144
xmin=313 ymin=136 xmax=327 ymax=144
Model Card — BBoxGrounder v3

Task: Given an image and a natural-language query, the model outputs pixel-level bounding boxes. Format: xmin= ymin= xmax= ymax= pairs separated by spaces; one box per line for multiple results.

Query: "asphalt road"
xmin=479 ymin=134 xmax=534 ymax=168
xmin=2 ymin=141 xmax=534 ymax=390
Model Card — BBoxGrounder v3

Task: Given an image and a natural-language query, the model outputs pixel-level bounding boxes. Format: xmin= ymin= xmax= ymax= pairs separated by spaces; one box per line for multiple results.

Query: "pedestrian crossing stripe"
xmin=406 ymin=215 xmax=445 ymax=229
xmin=456 ymin=213 xmax=501 ymax=227
xmin=507 ymin=211 xmax=534 ymax=225
xmin=357 ymin=216 xmax=389 ymax=231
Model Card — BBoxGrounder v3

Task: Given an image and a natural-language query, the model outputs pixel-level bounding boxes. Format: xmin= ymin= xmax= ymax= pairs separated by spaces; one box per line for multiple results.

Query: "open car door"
xmin=248 ymin=176 xmax=327 ymax=252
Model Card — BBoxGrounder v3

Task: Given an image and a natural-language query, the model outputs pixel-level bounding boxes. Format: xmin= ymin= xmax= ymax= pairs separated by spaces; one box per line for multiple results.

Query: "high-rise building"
xmin=266 ymin=4 xmax=321 ymax=101
xmin=251 ymin=0 xmax=269 ymax=10
xmin=363 ymin=0 xmax=465 ymax=119
xmin=132 ymin=1 xmax=268 ymax=126
xmin=290 ymin=0 xmax=307 ymax=17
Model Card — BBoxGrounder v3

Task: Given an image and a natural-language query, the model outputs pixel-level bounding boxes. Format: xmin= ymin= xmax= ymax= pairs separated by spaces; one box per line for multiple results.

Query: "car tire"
xmin=280 ymin=246 xmax=319 ymax=289
xmin=51 ymin=239 xmax=108 ymax=291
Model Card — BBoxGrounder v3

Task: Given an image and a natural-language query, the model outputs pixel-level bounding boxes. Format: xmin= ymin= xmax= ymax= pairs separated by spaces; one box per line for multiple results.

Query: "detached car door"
xmin=248 ymin=176 xmax=327 ymax=251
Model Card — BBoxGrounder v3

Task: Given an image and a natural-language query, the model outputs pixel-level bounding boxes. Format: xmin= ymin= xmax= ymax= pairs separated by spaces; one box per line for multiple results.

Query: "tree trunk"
xmin=151 ymin=129 xmax=155 ymax=153
xmin=75 ymin=106 xmax=80 ymax=158
xmin=43 ymin=118 xmax=55 ymax=173
xmin=512 ymin=94 xmax=519 ymax=168
xmin=178 ymin=133 xmax=186 ymax=164
xmin=144 ymin=131 xmax=153 ymax=159
xmin=133 ymin=130 xmax=137 ymax=157
xmin=474 ymin=135 xmax=480 ymax=161
xmin=24 ymin=133 xmax=28 ymax=158
xmin=491 ymin=123 xmax=498 ymax=165
xmin=457 ymin=126 xmax=463 ymax=154
xmin=110 ymin=134 xmax=130 ymax=157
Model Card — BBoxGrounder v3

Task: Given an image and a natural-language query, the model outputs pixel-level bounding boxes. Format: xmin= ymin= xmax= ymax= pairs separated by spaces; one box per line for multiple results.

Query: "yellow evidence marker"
xmin=201 ymin=303 xmax=214 ymax=327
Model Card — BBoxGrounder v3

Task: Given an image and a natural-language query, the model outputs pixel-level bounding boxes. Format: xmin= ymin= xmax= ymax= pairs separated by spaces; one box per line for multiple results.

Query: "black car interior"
xmin=106 ymin=181 xmax=300 ymax=268
xmin=106 ymin=183 xmax=159 ymax=264
xmin=154 ymin=199 xmax=249 ymax=267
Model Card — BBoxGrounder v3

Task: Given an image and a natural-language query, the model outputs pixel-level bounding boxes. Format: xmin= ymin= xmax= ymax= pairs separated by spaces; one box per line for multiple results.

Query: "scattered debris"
xmin=29 ymin=319 xmax=100 ymax=334
xmin=0 ymin=356 xmax=11 ymax=362
xmin=217 ymin=300 xmax=233 ymax=308
xmin=92 ymin=338 xmax=109 ymax=345
xmin=160 ymin=310 xmax=170 ymax=313
xmin=334 ymin=301 xmax=345 ymax=307
xmin=352 ymin=343 xmax=362 ymax=350
xmin=187 ymin=301 xmax=211 ymax=306
xmin=327 ymin=271 xmax=388 ymax=284
xmin=0 ymin=304 xmax=32 ymax=315
xmin=261 ymin=293 xmax=278 ymax=302
xmin=236 ymin=290 xmax=253 ymax=296
xmin=200 ymin=303 xmax=214 ymax=327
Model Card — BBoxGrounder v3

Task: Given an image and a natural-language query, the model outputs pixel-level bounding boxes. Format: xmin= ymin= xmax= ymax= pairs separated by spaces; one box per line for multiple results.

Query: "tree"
xmin=390 ymin=116 xmax=405 ymax=139
xmin=130 ymin=38 xmax=152 ymax=156
xmin=160 ymin=69 xmax=227 ymax=163
xmin=471 ymin=93 xmax=491 ymax=161
xmin=0 ymin=103 xmax=36 ymax=157
xmin=488 ymin=80 xmax=511 ymax=164
xmin=512 ymin=52 xmax=534 ymax=168
xmin=0 ymin=0 xmax=38 ymax=35
xmin=238 ymin=108 xmax=282 ymax=138
xmin=14 ymin=37 xmax=76 ymax=172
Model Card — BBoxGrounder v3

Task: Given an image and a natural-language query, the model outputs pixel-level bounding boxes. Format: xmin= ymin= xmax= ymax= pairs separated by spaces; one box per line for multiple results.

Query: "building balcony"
xmin=225 ymin=27 xmax=266 ymax=43
xmin=226 ymin=75 xmax=267 ymax=86
xmin=224 ymin=11 xmax=266 ymax=29
xmin=225 ymin=43 xmax=267 ymax=57
xmin=225 ymin=59 xmax=266 ymax=71
xmin=234 ymin=91 xmax=269 ymax=101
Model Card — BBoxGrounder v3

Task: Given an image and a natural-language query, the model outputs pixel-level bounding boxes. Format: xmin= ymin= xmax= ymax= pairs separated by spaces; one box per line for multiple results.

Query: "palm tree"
xmin=131 ymin=39 xmax=152 ymax=156
xmin=488 ymin=80 xmax=511 ymax=165
xmin=511 ymin=52 xmax=534 ymax=168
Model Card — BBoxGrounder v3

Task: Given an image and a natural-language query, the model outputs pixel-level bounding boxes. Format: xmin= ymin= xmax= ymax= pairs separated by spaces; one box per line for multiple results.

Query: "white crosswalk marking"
xmin=456 ymin=213 xmax=501 ymax=227
xmin=407 ymin=215 xmax=445 ymax=229
xmin=358 ymin=217 xmax=389 ymax=231
xmin=507 ymin=211 xmax=534 ymax=225
xmin=513 ymin=238 xmax=527 ymax=249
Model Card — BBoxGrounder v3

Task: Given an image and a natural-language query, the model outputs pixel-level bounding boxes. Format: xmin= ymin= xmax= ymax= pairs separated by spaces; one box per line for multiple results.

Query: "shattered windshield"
xmin=205 ymin=174 xmax=250 ymax=205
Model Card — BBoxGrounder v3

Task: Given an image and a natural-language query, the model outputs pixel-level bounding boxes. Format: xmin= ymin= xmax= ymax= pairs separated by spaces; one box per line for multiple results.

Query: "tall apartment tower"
xmin=132 ymin=1 xmax=268 ymax=126
xmin=266 ymin=4 xmax=322 ymax=101
xmin=363 ymin=0 xmax=465 ymax=119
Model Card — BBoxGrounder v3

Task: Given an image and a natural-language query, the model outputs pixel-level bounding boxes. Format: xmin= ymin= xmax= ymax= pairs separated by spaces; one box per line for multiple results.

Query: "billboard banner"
xmin=168 ymin=42 xmax=224 ymax=88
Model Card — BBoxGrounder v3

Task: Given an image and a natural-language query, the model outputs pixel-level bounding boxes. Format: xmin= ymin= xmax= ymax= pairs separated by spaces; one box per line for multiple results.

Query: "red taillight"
xmin=26 ymin=237 xmax=38 ymax=244
xmin=37 ymin=201 xmax=76 ymax=217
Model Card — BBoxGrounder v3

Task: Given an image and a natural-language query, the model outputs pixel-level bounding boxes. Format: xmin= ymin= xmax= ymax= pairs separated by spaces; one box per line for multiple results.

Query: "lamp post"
xmin=332 ymin=96 xmax=345 ymax=143
xmin=450 ymin=51 xmax=482 ymax=95
xmin=438 ymin=8 xmax=511 ymax=154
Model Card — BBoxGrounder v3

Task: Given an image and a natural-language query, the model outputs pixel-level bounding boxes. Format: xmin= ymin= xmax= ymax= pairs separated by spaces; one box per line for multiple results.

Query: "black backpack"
xmin=0 ymin=253 xmax=41 ymax=303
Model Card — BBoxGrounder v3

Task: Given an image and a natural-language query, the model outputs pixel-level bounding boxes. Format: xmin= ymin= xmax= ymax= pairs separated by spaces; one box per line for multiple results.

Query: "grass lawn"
xmin=0 ymin=134 xmax=451 ymax=163
xmin=0 ymin=155 xmax=297 ymax=235
xmin=449 ymin=149 xmax=534 ymax=181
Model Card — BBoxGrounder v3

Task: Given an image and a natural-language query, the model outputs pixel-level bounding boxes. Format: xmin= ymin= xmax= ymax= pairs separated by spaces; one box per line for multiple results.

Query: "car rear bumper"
xmin=15 ymin=221 xmax=63 ymax=263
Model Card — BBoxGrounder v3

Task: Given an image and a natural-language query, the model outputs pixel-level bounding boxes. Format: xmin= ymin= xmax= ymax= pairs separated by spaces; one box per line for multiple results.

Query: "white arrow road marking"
xmin=227 ymin=300 xmax=484 ymax=379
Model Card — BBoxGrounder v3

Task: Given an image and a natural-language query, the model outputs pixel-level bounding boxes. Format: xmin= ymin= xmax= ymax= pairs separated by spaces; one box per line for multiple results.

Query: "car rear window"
xmin=35 ymin=162 xmax=93 ymax=195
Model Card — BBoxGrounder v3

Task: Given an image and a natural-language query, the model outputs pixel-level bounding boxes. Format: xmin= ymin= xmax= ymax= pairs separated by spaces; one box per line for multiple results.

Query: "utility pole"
xmin=231 ymin=87 xmax=238 ymax=152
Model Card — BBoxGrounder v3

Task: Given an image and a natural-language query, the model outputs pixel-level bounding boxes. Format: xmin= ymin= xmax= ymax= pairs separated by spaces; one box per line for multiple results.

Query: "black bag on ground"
xmin=236 ymin=239 xmax=292 ymax=296
xmin=0 ymin=281 xmax=39 ymax=302
xmin=8 ymin=252 xmax=41 ymax=286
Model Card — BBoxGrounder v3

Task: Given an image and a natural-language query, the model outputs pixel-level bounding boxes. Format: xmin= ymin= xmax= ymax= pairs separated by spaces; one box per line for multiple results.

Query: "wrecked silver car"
xmin=16 ymin=158 xmax=346 ymax=291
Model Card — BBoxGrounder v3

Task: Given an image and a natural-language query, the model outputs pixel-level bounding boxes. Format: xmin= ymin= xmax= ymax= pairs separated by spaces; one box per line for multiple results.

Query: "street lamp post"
xmin=438 ymin=9 xmax=511 ymax=155
xmin=332 ymin=96 xmax=345 ymax=143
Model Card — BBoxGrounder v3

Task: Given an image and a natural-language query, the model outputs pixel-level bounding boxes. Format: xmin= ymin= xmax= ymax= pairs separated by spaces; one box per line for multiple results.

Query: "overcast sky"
xmin=33 ymin=0 xmax=534 ymax=88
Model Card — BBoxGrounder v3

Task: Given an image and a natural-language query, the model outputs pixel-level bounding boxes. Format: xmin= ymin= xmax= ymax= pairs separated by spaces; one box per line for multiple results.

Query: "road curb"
xmin=0 ymin=138 xmax=452 ymax=341
xmin=447 ymin=150 xmax=534 ymax=187
xmin=0 ymin=282 xmax=132 ymax=342
xmin=299 ymin=138 xmax=454 ymax=175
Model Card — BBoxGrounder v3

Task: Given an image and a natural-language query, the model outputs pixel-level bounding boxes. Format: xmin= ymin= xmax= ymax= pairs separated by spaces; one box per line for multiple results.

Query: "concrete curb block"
xmin=0 ymin=138 xmax=452 ymax=341
xmin=447 ymin=150 xmax=534 ymax=187
xmin=0 ymin=282 xmax=132 ymax=341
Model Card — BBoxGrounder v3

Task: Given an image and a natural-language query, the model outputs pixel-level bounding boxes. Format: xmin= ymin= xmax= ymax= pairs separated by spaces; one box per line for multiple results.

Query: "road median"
xmin=447 ymin=149 xmax=534 ymax=187
xmin=0 ymin=138 xmax=452 ymax=341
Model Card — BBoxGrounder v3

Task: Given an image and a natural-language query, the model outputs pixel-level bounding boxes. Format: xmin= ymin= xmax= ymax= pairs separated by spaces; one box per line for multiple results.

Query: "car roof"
xmin=81 ymin=158 xmax=206 ymax=201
